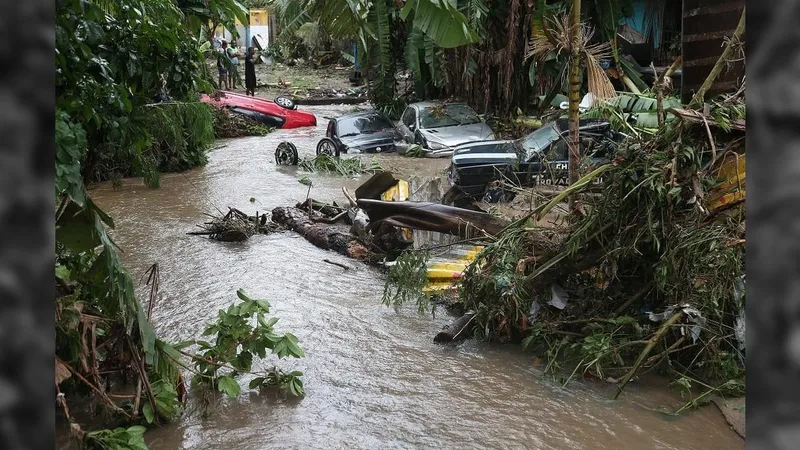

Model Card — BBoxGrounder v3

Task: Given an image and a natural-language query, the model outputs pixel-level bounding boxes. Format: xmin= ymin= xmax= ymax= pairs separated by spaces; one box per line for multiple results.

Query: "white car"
xmin=396 ymin=102 xmax=496 ymax=158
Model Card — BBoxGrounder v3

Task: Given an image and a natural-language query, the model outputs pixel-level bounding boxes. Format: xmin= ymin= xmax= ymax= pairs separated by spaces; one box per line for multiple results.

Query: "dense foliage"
xmin=56 ymin=0 xmax=217 ymax=185
xmin=55 ymin=1 xmax=305 ymax=448
xmin=264 ymin=0 xmax=668 ymax=117
xmin=383 ymin=97 xmax=746 ymax=409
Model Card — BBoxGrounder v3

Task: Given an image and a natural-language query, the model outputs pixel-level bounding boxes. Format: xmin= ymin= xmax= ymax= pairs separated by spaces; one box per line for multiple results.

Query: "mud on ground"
xmin=209 ymin=60 xmax=363 ymax=101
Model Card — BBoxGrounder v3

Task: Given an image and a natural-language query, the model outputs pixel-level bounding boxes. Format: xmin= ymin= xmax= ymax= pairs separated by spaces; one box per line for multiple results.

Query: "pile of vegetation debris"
xmin=211 ymin=105 xmax=274 ymax=138
xmin=386 ymin=93 xmax=746 ymax=406
xmin=298 ymin=153 xmax=383 ymax=177
xmin=189 ymin=207 xmax=281 ymax=242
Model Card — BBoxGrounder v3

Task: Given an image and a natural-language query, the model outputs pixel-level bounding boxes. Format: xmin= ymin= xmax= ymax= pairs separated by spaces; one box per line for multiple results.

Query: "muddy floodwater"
xmin=89 ymin=105 xmax=743 ymax=450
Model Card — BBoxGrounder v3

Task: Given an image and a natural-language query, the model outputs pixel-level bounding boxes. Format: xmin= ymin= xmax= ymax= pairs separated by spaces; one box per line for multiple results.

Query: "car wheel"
xmin=482 ymin=186 xmax=515 ymax=204
xmin=275 ymin=141 xmax=299 ymax=165
xmin=275 ymin=96 xmax=296 ymax=110
xmin=316 ymin=138 xmax=340 ymax=157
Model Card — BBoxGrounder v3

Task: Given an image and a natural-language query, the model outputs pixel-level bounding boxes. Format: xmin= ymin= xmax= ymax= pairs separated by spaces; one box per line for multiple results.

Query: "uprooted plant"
xmin=185 ymin=289 xmax=306 ymax=416
xmin=460 ymin=98 xmax=745 ymax=406
xmin=189 ymin=207 xmax=281 ymax=242
xmin=298 ymin=153 xmax=383 ymax=177
xmin=211 ymin=105 xmax=275 ymax=138
xmin=382 ymin=96 xmax=746 ymax=409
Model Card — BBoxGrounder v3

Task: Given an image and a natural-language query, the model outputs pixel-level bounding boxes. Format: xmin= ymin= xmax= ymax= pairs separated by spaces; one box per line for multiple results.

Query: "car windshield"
xmin=516 ymin=123 xmax=561 ymax=157
xmin=338 ymin=115 xmax=395 ymax=137
xmin=418 ymin=104 xmax=481 ymax=129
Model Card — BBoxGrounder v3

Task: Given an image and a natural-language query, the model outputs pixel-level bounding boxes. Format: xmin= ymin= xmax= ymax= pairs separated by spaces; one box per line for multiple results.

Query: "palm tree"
xmin=568 ymin=0 xmax=581 ymax=211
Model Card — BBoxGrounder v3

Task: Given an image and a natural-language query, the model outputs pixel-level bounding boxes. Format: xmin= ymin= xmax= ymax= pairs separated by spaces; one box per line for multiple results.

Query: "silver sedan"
xmin=396 ymin=102 xmax=496 ymax=157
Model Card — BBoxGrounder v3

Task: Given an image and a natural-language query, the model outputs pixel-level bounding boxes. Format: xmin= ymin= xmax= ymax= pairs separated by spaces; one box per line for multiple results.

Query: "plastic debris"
xmin=547 ymin=284 xmax=569 ymax=310
xmin=647 ymin=303 xmax=707 ymax=344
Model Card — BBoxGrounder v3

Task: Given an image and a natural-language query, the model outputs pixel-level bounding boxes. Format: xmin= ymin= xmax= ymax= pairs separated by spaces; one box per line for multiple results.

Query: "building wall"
xmin=214 ymin=9 xmax=271 ymax=47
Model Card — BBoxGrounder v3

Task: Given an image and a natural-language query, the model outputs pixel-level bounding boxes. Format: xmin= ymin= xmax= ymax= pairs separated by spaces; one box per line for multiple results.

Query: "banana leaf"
xmin=401 ymin=0 xmax=479 ymax=48
xmin=618 ymin=56 xmax=649 ymax=93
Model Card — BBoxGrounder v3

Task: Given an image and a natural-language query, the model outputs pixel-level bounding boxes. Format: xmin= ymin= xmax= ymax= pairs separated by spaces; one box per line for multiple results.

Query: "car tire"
xmin=274 ymin=96 xmax=296 ymax=110
xmin=482 ymin=186 xmax=515 ymax=204
xmin=316 ymin=138 xmax=340 ymax=157
xmin=275 ymin=141 xmax=299 ymax=166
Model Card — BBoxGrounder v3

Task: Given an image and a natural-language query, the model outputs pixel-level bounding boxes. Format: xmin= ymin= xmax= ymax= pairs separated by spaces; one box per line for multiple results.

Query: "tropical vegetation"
xmin=56 ymin=1 xmax=305 ymax=448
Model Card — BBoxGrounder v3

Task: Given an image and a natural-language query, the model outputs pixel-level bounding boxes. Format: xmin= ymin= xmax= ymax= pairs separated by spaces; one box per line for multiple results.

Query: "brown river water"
xmin=88 ymin=105 xmax=743 ymax=450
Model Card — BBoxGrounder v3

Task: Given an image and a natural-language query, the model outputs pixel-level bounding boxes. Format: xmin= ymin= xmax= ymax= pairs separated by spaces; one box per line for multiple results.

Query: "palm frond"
xmin=405 ymin=25 xmax=426 ymax=94
xmin=585 ymin=51 xmax=616 ymax=99
xmin=316 ymin=0 xmax=370 ymax=40
xmin=460 ymin=0 xmax=489 ymax=38
xmin=527 ymin=14 xmax=614 ymax=99
xmin=296 ymin=20 xmax=325 ymax=50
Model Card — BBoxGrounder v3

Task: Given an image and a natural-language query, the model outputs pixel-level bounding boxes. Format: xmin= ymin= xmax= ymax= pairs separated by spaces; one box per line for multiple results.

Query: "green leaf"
xmin=89 ymin=198 xmax=115 ymax=229
xmin=288 ymin=377 xmax=305 ymax=397
xmin=216 ymin=375 xmax=241 ymax=398
xmin=298 ymin=176 xmax=313 ymax=187
xmin=56 ymin=201 xmax=102 ymax=252
xmin=236 ymin=289 xmax=252 ymax=302
xmin=56 ymin=265 xmax=72 ymax=281
xmin=284 ymin=333 xmax=305 ymax=358
xmin=407 ymin=0 xmax=479 ymax=48
xmin=256 ymin=299 xmax=271 ymax=312
xmin=248 ymin=377 xmax=266 ymax=389
xmin=142 ymin=402 xmax=155 ymax=424
xmin=234 ymin=351 xmax=253 ymax=371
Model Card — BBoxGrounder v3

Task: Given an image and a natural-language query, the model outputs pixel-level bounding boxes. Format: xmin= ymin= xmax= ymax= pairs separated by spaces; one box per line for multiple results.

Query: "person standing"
xmin=217 ymin=40 xmax=229 ymax=90
xmin=244 ymin=47 xmax=257 ymax=96
xmin=227 ymin=40 xmax=242 ymax=90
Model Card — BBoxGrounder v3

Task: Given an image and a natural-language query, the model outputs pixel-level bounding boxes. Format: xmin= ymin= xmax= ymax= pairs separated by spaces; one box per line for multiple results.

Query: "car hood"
xmin=452 ymin=140 xmax=520 ymax=167
xmin=420 ymin=123 xmax=495 ymax=147
xmin=340 ymin=130 xmax=402 ymax=149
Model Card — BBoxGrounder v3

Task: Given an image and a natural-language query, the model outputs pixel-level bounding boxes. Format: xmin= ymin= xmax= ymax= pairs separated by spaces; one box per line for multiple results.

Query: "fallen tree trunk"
xmin=434 ymin=312 xmax=477 ymax=343
xmin=271 ymin=206 xmax=369 ymax=259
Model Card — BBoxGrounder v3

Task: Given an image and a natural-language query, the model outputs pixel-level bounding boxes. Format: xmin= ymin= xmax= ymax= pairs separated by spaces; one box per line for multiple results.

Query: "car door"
xmin=326 ymin=119 xmax=340 ymax=147
xmin=543 ymin=138 xmax=569 ymax=183
xmin=398 ymin=107 xmax=417 ymax=143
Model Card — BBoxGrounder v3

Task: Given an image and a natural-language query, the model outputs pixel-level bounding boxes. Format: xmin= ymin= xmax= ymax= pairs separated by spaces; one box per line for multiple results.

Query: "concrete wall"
xmin=212 ymin=9 xmax=271 ymax=47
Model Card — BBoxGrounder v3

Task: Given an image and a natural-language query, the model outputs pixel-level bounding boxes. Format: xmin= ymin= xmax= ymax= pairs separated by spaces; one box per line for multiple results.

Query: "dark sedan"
xmin=317 ymin=111 xmax=404 ymax=157
xmin=446 ymin=119 xmax=624 ymax=202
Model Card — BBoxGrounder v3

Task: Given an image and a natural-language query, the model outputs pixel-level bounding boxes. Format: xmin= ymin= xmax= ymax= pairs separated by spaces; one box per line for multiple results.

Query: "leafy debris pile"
xmin=211 ymin=105 xmax=274 ymax=138
xmin=383 ymin=96 xmax=746 ymax=406
xmin=190 ymin=207 xmax=282 ymax=242
xmin=457 ymin=96 xmax=746 ymax=402
xmin=298 ymin=153 xmax=383 ymax=177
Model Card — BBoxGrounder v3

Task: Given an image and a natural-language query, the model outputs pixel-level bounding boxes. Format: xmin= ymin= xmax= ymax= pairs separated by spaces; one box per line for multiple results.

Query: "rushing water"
xmin=89 ymin=105 xmax=742 ymax=450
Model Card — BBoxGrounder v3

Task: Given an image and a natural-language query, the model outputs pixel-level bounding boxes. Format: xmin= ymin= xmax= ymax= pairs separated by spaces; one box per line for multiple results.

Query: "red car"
xmin=200 ymin=91 xmax=317 ymax=129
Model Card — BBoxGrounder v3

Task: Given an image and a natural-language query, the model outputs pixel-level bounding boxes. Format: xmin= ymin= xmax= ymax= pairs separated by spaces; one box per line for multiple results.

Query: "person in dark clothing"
xmin=244 ymin=47 xmax=257 ymax=96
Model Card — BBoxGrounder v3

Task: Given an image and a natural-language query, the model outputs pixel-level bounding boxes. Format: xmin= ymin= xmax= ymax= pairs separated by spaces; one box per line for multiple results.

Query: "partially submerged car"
xmin=446 ymin=119 xmax=624 ymax=202
xmin=397 ymin=102 xmax=495 ymax=158
xmin=316 ymin=111 xmax=403 ymax=157
xmin=200 ymin=91 xmax=317 ymax=129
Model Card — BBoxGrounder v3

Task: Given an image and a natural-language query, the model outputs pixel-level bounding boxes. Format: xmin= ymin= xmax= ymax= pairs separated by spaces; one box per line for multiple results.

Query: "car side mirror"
xmin=408 ymin=123 xmax=416 ymax=132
